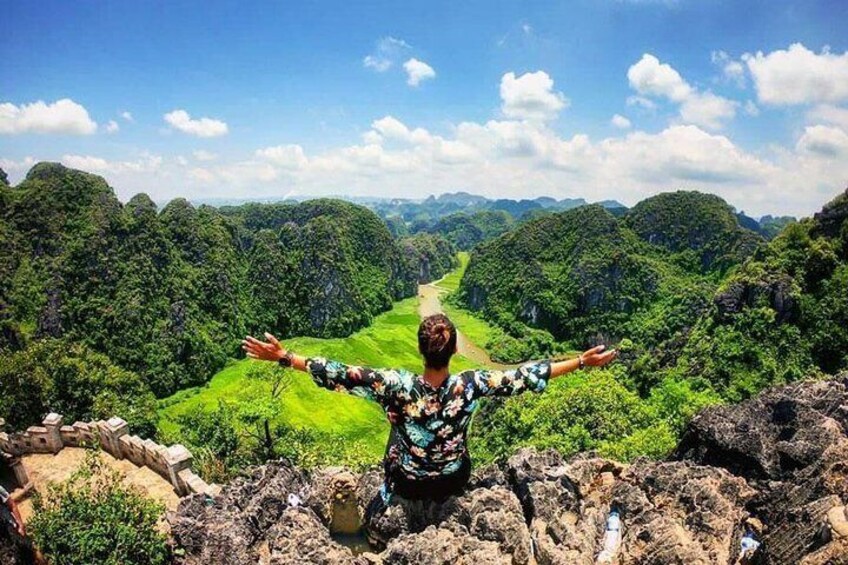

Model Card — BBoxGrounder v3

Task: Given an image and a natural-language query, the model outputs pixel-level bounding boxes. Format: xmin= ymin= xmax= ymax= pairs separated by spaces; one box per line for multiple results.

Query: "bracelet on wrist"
xmin=578 ymin=355 xmax=585 ymax=370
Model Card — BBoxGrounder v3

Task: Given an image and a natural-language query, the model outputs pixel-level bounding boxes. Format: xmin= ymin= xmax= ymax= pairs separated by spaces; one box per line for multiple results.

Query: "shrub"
xmin=29 ymin=450 xmax=169 ymax=565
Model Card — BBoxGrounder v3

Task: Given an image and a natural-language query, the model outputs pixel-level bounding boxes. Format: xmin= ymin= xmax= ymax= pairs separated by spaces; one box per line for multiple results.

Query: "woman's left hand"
xmin=580 ymin=345 xmax=618 ymax=367
xmin=242 ymin=333 xmax=286 ymax=362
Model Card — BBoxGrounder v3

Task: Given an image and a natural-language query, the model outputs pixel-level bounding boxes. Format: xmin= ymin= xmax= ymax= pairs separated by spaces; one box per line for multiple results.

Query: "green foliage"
xmin=458 ymin=205 xmax=669 ymax=360
xmin=623 ymin=190 xmax=764 ymax=273
xmin=759 ymin=215 xmax=796 ymax=239
xmin=29 ymin=450 xmax=169 ymax=565
xmin=463 ymin=188 xmax=847 ymax=466
xmin=400 ymin=233 xmax=459 ymax=283
xmin=172 ymin=402 xmax=245 ymax=483
xmin=0 ymin=163 xmax=420 ymax=402
xmin=470 ymin=369 xmax=685 ymax=465
xmin=671 ymin=190 xmax=848 ymax=398
xmin=0 ymin=339 xmax=158 ymax=437
xmin=424 ymin=210 xmax=514 ymax=250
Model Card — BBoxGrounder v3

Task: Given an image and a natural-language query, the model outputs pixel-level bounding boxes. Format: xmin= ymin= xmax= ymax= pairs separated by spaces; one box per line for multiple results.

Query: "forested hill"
xmin=459 ymin=187 xmax=848 ymax=399
xmin=0 ymin=164 xmax=449 ymax=426
xmin=624 ymin=191 xmax=763 ymax=272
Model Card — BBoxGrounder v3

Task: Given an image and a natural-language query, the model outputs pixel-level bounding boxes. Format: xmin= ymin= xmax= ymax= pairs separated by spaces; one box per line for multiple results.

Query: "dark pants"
xmin=364 ymin=456 xmax=473 ymax=549
xmin=390 ymin=456 xmax=472 ymax=501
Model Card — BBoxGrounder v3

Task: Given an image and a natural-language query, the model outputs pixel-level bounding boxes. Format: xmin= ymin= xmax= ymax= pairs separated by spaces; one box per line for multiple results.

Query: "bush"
xmin=29 ymin=450 xmax=169 ymax=565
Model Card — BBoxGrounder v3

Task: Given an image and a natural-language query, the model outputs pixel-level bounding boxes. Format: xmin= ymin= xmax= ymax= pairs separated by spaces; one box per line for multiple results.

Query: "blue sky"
xmin=2 ymin=0 xmax=848 ymax=216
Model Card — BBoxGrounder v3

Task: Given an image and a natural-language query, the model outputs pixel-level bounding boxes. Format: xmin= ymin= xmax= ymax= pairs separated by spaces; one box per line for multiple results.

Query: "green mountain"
xmin=623 ymin=190 xmax=763 ymax=272
xmin=424 ymin=210 xmax=514 ymax=250
xmin=0 ymin=163 xmax=425 ymax=402
xmin=400 ymin=233 xmax=459 ymax=283
xmin=673 ymin=188 xmax=848 ymax=399
xmin=457 ymin=205 xmax=678 ymax=353
xmin=455 ymin=192 xmax=773 ymax=365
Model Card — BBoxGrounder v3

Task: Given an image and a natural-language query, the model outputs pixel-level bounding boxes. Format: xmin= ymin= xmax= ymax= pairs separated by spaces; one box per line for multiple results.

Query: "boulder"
xmin=676 ymin=374 xmax=848 ymax=565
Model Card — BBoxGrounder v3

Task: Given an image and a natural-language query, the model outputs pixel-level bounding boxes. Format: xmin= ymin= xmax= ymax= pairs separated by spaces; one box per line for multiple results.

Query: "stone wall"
xmin=0 ymin=413 xmax=216 ymax=498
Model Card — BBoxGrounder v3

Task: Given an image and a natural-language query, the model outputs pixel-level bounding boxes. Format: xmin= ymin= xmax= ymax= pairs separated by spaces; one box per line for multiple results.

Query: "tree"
xmin=236 ymin=363 xmax=293 ymax=460
xmin=0 ymin=339 xmax=158 ymax=436
xmin=29 ymin=450 xmax=169 ymax=565
xmin=174 ymin=401 xmax=245 ymax=482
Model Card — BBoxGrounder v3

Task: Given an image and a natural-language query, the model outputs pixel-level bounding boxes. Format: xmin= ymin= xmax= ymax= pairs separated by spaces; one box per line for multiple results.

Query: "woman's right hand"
xmin=242 ymin=333 xmax=286 ymax=362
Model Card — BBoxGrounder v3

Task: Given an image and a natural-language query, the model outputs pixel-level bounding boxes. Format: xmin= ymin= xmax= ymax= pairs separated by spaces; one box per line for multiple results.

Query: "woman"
xmin=242 ymin=313 xmax=617 ymax=503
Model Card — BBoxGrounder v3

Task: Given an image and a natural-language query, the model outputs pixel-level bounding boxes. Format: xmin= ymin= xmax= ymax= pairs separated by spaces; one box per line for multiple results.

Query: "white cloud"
xmin=500 ymin=71 xmax=568 ymax=121
xmin=163 ymin=109 xmax=228 ymax=137
xmin=807 ymin=104 xmax=848 ymax=130
xmin=371 ymin=115 xmax=433 ymax=144
xmin=627 ymin=53 xmax=738 ymax=130
xmin=711 ymin=50 xmax=745 ymax=87
xmin=0 ymin=98 xmax=97 ymax=135
xmin=363 ymin=55 xmax=392 ymax=72
xmin=120 ymin=111 xmax=134 ymax=122
xmin=363 ymin=36 xmax=411 ymax=72
xmin=61 ymin=153 xmax=163 ymax=174
xmin=743 ymin=43 xmax=848 ymax=106
xmin=679 ymin=92 xmax=739 ymax=130
xmin=255 ymin=144 xmax=308 ymax=169
xmin=796 ymin=125 xmax=848 ymax=157
xmin=403 ymin=58 xmax=436 ymax=87
xmin=600 ymin=125 xmax=773 ymax=185
xmin=628 ymin=54 xmax=692 ymax=102
xmin=105 ymin=120 xmax=120 ymax=134
xmin=10 ymin=70 xmax=845 ymax=217
xmin=626 ymin=95 xmax=657 ymax=110
xmin=62 ymin=154 xmax=109 ymax=171
xmin=189 ymin=167 xmax=217 ymax=183
xmin=42 ymin=110 xmax=847 ymax=216
xmin=192 ymin=150 xmax=217 ymax=162
xmin=0 ymin=156 xmax=37 ymax=172
xmin=611 ymin=114 xmax=632 ymax=129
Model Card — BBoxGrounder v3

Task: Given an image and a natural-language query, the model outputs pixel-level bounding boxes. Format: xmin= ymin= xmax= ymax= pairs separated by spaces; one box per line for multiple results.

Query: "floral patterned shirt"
xmin=306 ymin=358 xmax=552 ymax=483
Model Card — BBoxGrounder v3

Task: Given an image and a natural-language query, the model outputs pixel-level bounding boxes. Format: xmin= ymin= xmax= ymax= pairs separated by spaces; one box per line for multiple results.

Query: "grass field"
xmin=435 ymin=252 xmax=501 ymax=352
xmin=435 ymin=251 xmax=469 ymax=291
xmin=157 ymin=294 xmax=481 ymax=464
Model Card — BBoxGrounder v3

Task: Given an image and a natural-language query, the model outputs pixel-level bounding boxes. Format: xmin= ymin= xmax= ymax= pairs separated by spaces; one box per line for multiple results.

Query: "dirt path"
xmin=418 ymin=282 xmax=512 ymax=370
xmin=15 ymin=448 xmax=180 ymax=524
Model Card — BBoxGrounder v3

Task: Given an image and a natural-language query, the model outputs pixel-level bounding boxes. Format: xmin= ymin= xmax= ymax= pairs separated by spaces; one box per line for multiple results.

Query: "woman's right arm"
xmin=242 ymin=333 xmax=388 ymax=400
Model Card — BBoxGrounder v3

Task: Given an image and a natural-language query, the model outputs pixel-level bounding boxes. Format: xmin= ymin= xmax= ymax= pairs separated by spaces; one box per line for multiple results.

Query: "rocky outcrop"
xmin=170 ymin=375 xmax=848 ymax=564
xmin=676 ymin=373 xmax=848 ymax=564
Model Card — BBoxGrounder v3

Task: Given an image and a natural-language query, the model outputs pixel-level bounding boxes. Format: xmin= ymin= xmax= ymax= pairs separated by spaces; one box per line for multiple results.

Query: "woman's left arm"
xmin=471 ymin=344 xmax=618 ymax=398
xmin=550 ymin=345 xmax=618 ymax=379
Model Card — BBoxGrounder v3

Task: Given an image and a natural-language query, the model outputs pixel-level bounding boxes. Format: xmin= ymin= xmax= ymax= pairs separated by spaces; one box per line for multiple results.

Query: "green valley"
xmin=158 ymin=296 xmax=481 ymax=473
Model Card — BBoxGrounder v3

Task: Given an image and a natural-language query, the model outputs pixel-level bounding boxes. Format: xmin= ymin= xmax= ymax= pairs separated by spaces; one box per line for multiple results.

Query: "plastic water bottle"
xmin=596 ymin=510 xmax=622 ymax=563
xmin=739 ymin=532 xmax=760 ymax=559
xmin=287 ymin=493 xmax=302 ymax=507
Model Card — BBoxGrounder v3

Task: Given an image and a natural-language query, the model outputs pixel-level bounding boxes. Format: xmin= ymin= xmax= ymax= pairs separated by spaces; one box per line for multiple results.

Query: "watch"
xmin=578 ymin=355 xmax=585 ymax=370
xmin=278 ymin=351 xmax=294 ymax=368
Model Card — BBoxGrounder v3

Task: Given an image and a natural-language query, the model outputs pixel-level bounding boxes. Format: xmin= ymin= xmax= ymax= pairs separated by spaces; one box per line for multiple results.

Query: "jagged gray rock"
xmin=676 ymin=374 xmax=848 ymax=565
xmin=169 ymin=375 xmax=848 ymax=564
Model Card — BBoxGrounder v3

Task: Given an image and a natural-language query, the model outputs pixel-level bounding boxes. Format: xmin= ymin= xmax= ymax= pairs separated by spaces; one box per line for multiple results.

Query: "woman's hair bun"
xmin=431 ymin=323 xmax=451 ymax=350
xmin=418 ymin=314 xmax=457 ymax=368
